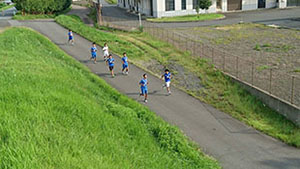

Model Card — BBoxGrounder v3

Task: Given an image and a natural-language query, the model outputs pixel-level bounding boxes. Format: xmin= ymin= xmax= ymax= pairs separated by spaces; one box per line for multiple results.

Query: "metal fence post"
xmin=236 ymin=57 xmax=239 ymax=78
xmin=223 ymin=52 xmax=226 ymax=71
xmin=185 ymin=38 xmax=188 ymax=52
xmin=269 ymin=68 xmax=273 ymax=94
xmin=179 ymin=35 xmax=182 ymax=49
xmin=193 ymin=40 xmax=196 ymax=56
xmin=291 ymin=76 xmax=295 ymax=104
xmin=251 ymin=62 xmax=254 ymax=86
xmin=201 ymin=43 xmax=204 ymax=57
xmin=212 ymin=48 xmax=214 ymax=63
xmin=167 ymin=31 xmax=170 ymax=43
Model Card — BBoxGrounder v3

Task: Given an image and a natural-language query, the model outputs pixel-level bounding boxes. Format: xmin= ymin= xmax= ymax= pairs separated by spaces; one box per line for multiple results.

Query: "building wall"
xmin=222 ymin=0 xmax=228 ymax=12
xmin=140 ymin=0 xmax=151 ymax=15
xmin=279 ymin=0 xmax=287 ymax=8
xmin=242 ymin=0 xmax=257 ymax=10
xmin=117 ymin=0 xmax=280 ymax=18
xmin=156 ymin=0 xmax=217 ymax=18
xmin=266 ymin=0 xmax=277 ymax=8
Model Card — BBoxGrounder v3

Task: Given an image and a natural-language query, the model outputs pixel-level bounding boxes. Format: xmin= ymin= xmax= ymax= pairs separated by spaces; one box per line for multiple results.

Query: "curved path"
xmin=5 ymin=12 xmax=299 ymax=169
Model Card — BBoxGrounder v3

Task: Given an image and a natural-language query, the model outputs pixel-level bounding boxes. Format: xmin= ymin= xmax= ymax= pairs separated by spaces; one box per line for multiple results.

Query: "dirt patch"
xmin=174 ymin=24 xmax=300 ymax=76
xmin=167 ymin=62 xmax=203 ymax=91
xmin=137 ymin=59 xmax=203 ymax=92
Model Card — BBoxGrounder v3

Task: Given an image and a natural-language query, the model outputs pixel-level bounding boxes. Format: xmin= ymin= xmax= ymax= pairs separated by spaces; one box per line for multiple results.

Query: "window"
xmin=182 ymin=0 xmax=186 ymax=10
xmin=165 ymin=0 xmax=175 ymax=11
xmin=193 ymin=0 xmax=199 ymax=9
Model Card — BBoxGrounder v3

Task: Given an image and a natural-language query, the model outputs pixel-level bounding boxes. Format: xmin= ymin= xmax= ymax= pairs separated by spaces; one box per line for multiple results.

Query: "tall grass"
xmin=55 ymin=15 xmax=300 ymax=147
xmin=0 ymin=27 xmax=219 ymax=168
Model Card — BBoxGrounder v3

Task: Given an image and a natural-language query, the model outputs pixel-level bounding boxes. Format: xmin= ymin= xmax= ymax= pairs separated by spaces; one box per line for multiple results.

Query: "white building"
xmin=117 ymin=0 xmax=300 ymax=18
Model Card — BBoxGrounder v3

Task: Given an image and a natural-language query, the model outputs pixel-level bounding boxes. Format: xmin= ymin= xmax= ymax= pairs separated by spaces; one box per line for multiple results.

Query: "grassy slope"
xmin=56 ymin=15 xmax=300 ymax=147
xmin=147 ymin=14 xmax=224 ymax=22
xmin=0 ymin=27 xmax=219 ymax=168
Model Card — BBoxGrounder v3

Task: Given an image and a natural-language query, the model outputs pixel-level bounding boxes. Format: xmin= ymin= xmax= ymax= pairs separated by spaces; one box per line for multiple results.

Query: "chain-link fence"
xmin=94 ymin=10 xmax=300 ymax=108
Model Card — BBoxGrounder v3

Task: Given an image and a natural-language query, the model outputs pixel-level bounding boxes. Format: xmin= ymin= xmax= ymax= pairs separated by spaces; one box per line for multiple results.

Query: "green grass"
xmin=292 ymin=68 xmax=300 ymax=73
xmin=56 ymin=15 xmax=300 ymax=147
xmin=12 ymin=14 xmax=56 ymax=20
xmin=0 ymin=4 xmax=14 ymax=12
xmin=254 ymin=43 xmax=295 ymax=52
xmin=147 ymin=14 xmax=224 ymax=22
xmin=0 ymin=27 xmax=220 ymax=168
xmin=105 ymin=0 xmax=117 ymax=4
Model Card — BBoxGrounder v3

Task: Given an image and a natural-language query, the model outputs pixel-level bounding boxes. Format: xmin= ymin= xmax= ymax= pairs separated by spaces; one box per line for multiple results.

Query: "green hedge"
xmin=14 ymin=0 xmax=71 ymax=14
xmin=0 ymin=3 xmax=7 ymax=9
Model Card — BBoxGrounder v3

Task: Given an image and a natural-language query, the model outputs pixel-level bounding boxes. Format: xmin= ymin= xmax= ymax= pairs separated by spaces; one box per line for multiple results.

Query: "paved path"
xmin=68 ymin=5 xmax=93 ymax=26
xmin=13 ymin=19 xmax=300 ymax=169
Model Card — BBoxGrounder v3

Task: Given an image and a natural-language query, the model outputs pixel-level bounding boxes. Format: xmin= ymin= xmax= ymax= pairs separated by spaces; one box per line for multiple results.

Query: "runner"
xmin=90 ymin=42 xmax=97 ymax=64
xmin=139 ymin=74 xmax=149 ymax=103
xmin=102 ymin=43 xmax=109 ymax=61
xmin=122 ymin=52 xmax=129 ymax=75
xmin=106 ymin=54 xmax=115 ymax=77
xmin=161 ymin=69 xmax=172 ymax=95
xmin=68 ymin=30 xmax=74 ymax=45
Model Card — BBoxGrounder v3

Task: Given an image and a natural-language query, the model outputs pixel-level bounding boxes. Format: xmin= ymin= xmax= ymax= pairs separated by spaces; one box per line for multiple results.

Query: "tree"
xmin=195 ymin=5 xmax=200 ymax=18
xmin=198 ymin=0 xmax=212 ymax=13
xmin=14 ymin=0 xmax=71 ymax=14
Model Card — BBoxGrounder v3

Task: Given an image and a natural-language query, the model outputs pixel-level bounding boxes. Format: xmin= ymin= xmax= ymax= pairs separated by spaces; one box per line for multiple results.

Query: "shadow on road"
xmin=260 ymin=157 xmax=300 ymax=169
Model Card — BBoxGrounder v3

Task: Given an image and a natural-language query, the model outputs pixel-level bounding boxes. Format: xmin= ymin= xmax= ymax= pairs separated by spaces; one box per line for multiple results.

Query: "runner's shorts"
xmin=123 ymin=64 xmax=128 ymax=69
xmin=165 ymin=81 xmax=171 ymax=88
xmin=141 ymin=87 xmax=148 ymax=95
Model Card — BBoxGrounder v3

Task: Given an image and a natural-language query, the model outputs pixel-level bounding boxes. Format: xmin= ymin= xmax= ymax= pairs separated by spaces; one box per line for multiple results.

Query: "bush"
xmin=14 ymin=0 xmax=71 ymax=14
xmin=0 ymin=3 xmax=7 ymax=9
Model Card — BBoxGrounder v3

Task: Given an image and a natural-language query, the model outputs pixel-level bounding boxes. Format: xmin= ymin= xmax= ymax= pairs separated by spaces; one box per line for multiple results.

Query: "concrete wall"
xmin=229 ymin=75 xmax=300 ymax=126
xmin=279 ymin=0 xmax=287 ymax=8
xmin=242 ymin=0 xmax=258 ymax=10
xmin=222 ymin=0 xmax=228 ymax=12
xmin=241 ymin=0 xmax=277 ymax=11
xmin=266 ymin=0 xmax=277 ymax=8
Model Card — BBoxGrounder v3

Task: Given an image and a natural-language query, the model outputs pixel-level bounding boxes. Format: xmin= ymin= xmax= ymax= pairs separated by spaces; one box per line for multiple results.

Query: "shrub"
xmin=14 ymin=0 xmax=71 ymax=14
xmin=0 ymin=3 xmax=7 ymax=9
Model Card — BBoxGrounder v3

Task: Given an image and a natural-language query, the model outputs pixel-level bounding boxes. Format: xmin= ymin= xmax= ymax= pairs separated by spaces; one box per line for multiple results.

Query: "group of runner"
xmin=68 ymin=30 xmax=172 ymax=103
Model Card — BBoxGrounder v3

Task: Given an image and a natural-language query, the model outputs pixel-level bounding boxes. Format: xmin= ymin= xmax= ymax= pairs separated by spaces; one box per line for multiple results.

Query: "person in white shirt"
xmin=103 ymin=43 xmax=109 ymax=61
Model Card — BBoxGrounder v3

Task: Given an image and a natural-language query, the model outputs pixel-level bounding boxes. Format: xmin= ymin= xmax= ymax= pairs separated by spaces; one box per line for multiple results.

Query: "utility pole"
xmin=138 ymin=12 xmax=142 ymax=29
xmin=97 ymin=0 xmax=102 ymax=25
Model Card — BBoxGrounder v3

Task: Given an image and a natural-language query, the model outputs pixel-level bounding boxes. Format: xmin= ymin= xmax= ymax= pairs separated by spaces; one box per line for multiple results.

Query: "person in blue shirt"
xmin=161 ymin=69 xmax=172 ymax=95
xmin=68 ymin=30 xmax=74 ymax=45
xmin=106 ymin=54 xmax=115 ymax=77
xmin=122 ymin=52 xmax=129 ymax=75
xmin=139 ymin=74 xmax=149 ymax=103
xmin=90 ymin=42 xmax=97 ymax=64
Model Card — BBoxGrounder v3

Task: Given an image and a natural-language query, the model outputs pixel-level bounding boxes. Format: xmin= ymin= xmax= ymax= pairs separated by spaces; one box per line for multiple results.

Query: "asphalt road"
xmin=101 ymin=4 xmax=300 ymax=29
xmin=11 ymin=20 xmax=300 ymax=169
